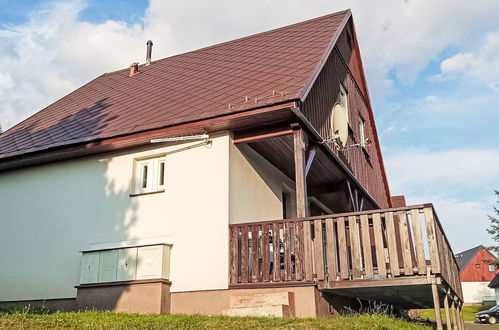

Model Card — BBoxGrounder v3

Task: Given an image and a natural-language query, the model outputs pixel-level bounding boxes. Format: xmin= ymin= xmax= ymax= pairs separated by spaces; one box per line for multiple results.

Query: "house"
xmin=455 ymin=246 xmax=497 ymax=304
xmin=0 ymin=9 xmax=463 ymax=328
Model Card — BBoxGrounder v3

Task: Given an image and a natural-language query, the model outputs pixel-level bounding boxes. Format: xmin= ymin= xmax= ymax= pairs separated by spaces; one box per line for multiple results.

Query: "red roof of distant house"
xmin=0 ymin=10 xmax=351 ymax=160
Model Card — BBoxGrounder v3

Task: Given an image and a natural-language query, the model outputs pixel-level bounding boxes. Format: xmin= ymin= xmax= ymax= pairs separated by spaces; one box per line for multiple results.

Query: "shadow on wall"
xmin=0 ymin=98 xmax=144 ymax=311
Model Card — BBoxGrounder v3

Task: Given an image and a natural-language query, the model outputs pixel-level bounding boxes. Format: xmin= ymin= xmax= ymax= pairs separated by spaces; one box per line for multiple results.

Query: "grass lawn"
xmin=419 ymin=305 xmax=490 ymax=322
xmin=0 ymin=309 xmax=432 ymax=330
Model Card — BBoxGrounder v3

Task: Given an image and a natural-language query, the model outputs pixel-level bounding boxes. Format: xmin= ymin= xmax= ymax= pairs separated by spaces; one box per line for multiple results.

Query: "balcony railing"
xmin=229 ymin=204 xmax=462 ymax=301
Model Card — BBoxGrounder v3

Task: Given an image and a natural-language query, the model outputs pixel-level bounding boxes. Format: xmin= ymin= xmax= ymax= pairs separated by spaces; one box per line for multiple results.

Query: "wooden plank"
xmin=251 ymin=226 xmax=259 ymax=282
xmin=303 ymin=221 xmax=313 ymax=281
xmin=272 ymin=223 xmax=281 ymax=282
xmin=262 ymin=224 xmax=270 ymax=282
xmin=432 ymin=283 xmax=443 ymax=330
xmin=337 ymin=217 xmax=349 ymax=279
xmin=230 ymin=227 xmax=238 ymax=284
xmin=314 ymin=219 xmax=325 ymax=281
xmin=284 ymin=222 xmax=292 ymax=281
xmin=294 ymin=221 xmax=303 ymax=281
xmin=360 ymin=214 xmax=373 ymax=278
xmin=410 ymin=209 xmax=427 ymax=274
xmin=325 ymin=218 xmax=337 ymax=281
xmin=424 ymin=207 xmax=441 ymax=273
xmin=444 ymin=293 xmax=452 ymax=329
xmin=293 ymin=128 xmax=308 ymax=218
xmin=240 ymin=226 xmax=248 ymax=283
xmin=384 ymin=212 xmax=400 ymax=276
xmin=233 ymin=129 xmax=293 ymax=144
xmin=398 ymin=212 xmax=413 ymax=275
xmin=451 ymin=300 xmax=458 ymax=330
xmin=372 ymin=213 xmax=387 ymax=278
xmin=348 ymin=216 xmax=362 ymax=279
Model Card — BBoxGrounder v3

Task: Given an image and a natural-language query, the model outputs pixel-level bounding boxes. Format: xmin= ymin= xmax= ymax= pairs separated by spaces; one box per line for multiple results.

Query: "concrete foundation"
xmin=171 ymin=285 xmax=331 ymax=318
xmin=76 ymin=279 xmax=171 ymax=314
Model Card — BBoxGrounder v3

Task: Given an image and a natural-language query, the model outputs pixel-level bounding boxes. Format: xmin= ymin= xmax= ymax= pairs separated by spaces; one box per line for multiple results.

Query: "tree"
xmin=487 ymin=191 xmax=499 ymax=266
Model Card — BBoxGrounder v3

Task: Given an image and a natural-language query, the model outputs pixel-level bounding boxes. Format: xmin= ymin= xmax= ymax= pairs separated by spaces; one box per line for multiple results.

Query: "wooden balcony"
xmin=229 ymin=204 xmax=463 ymax=314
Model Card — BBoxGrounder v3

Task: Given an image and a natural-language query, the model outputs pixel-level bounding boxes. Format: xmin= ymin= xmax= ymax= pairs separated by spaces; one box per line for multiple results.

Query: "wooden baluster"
xmin=230 ymin=227 xmax=238 ymax=284
xmin=360 ymin=214 xmax=373 ymax=278
xmin=424 ymin=207 xmax=441 ymax=274
xmin=325 ymin=218 xmax=337 ymax=281
xmin=373 ymin=213 xmax=387 ymax=278
xmin=262 ymin=224 xmax=270 ymax=282
xmin=384 ymin=212 xmax=399 ymax=276
xmin=273 ymin=223 xmax=281 ymax=282
xmin=251 ymin=225 xmax=259 ymax=282
xmin=398 ymin=211 xmax=413 ymax=275
xmin=410 ymin=209 xmax=427 ymax=274
xmin=349 ymin=216 xmax=361 ymax=279
xmin=337 ymin=217 xmax=349 ymax=279
xmin=284 ymin=222 xmax=292 ymax=281
xmin=294 ymin=221 xmax=303 ymax=281
xmin=241 ymin=226 xmax=248 ymax=283
xmin=314 ymin=219 xmax=325 ymax=281
xmin=303 ymin=220 xmax=313 ymax=281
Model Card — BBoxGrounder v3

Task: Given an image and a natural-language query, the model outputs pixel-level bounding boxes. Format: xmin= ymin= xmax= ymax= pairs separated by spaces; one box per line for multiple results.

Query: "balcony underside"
xmin=321 ymin=275 xmax=439 ymax=309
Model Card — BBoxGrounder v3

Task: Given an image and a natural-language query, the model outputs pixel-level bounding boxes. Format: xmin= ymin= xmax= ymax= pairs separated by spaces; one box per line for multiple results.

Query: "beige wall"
xmin=0 ymin=132 xmax=293 ymax=302
xmin=229 ymin=143 xmax=295 ymax=224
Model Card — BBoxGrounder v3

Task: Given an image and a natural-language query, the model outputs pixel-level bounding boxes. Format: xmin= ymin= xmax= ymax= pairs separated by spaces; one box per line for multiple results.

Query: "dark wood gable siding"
xmin=300 ymin=22 xmax=390 ymax=208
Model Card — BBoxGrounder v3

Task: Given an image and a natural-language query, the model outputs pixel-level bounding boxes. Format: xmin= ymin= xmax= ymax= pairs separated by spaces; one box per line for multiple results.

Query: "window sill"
xmin=129 ymin=189 xmax=165 ymax=197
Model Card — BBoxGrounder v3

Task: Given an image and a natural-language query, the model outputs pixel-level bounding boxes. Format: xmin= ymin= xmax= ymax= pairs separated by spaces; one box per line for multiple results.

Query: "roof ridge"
xmin=103 ymin=9 xmax=351 ymax=76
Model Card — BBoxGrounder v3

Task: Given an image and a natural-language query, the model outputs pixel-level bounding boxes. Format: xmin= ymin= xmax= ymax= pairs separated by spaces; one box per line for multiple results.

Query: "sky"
xmin=0 ymin=0 xmax=498 ymax=252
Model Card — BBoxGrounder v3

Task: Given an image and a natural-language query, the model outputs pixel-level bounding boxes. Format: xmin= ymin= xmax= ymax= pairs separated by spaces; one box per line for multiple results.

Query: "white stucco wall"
xmin=462 ymin=282 xmax=495 ymax=303
xmin=0 ymin=132 xmax=293 ymax=302
xmin=0 ymin=133 xmax=232 ymax=300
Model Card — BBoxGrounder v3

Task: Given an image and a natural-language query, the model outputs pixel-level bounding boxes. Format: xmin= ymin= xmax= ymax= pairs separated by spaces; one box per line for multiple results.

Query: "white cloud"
xmin=440 ymin=53 xmax=476 ymax=74
xmin=437 ymin=31 xmax=499 ymax=90
xmin=386 ymin=149 xmax=499 ymax=194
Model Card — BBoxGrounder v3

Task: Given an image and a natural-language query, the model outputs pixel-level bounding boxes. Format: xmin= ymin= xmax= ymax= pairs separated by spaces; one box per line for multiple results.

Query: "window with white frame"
xmin=134 ymin=156 xmax=166 ymax=194
xmin=489 ymin=264 xmax=496 ymax=272
xmin=339 ymin=84 xmax=349 ymax=122
xmin=359 ymin=116 xmax=366 ymax=147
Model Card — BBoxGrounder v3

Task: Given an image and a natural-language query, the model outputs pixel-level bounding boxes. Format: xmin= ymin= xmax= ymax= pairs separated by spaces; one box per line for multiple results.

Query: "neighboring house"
xmin=455 ymin=246 xmax=497 ymax=304
xmin=0 ymin=10 xmax=463 ymax=326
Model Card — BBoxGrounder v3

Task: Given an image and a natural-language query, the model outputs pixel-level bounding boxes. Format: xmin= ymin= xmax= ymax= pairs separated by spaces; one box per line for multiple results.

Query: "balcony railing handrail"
xmin=229 ymin=204 xmax=463 ymax=302
xmin=228 ymin=204 xmax=433 ymax=228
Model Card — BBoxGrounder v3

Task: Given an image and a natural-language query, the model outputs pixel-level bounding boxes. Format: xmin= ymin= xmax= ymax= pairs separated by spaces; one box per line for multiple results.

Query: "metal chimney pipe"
xmin=146 ymin=40 xmax=153 ymax=66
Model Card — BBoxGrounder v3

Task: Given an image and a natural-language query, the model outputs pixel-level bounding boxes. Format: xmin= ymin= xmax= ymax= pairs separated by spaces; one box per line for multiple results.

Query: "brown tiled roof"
xmin=0 ymin=10 xmax=350 ymax=159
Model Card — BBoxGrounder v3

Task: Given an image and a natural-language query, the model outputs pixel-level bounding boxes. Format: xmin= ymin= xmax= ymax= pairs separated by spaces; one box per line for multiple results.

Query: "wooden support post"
xmin=431 ymin=283 xmax=443 ymax=330
xmin=459 ymin=303 xmax=465 ymax=330
xmin=293 ymin=126 xmax=308 ymax=218
xmin=450 ymin=300 xmax=458 ymax=330
xmin=456 ymin=304 xmax=463 ymax=330
xmin=443 ymin=294 xmax=452 ymax=329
